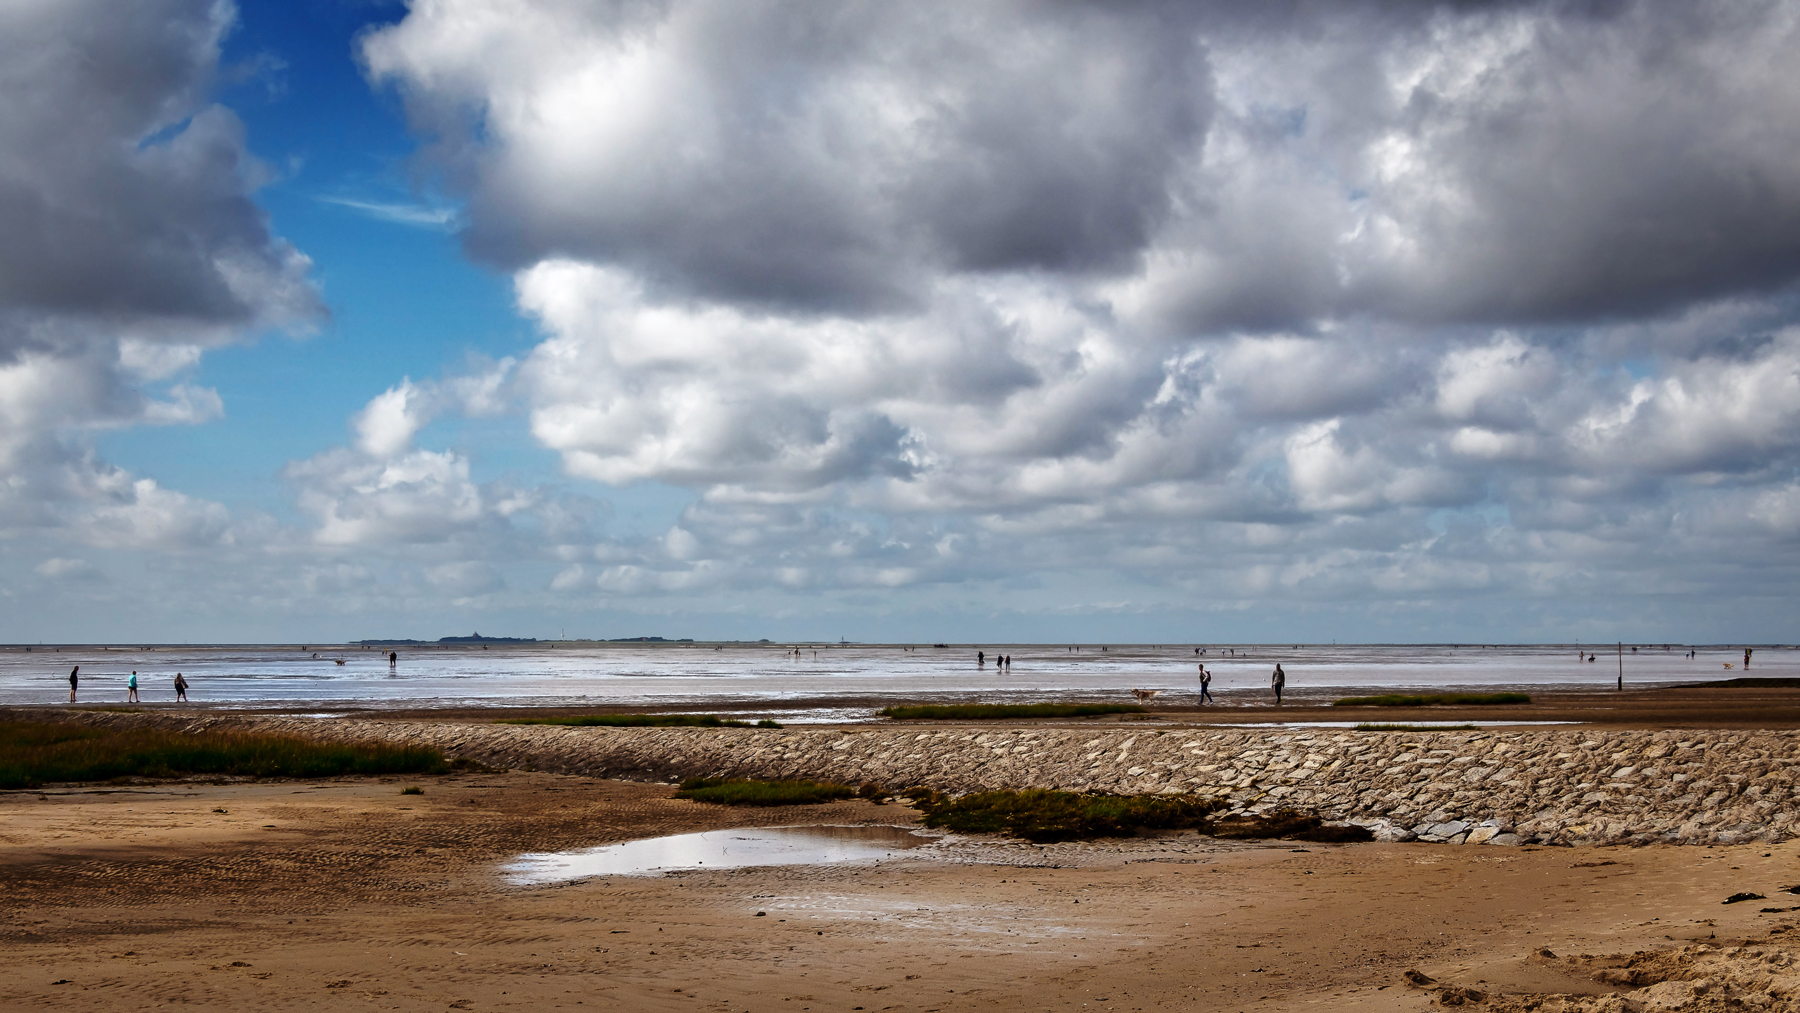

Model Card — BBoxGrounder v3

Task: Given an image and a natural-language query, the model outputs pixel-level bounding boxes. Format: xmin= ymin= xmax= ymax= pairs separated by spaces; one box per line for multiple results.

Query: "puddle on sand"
xmin=501 ymin=825 xmax=933 ymax=885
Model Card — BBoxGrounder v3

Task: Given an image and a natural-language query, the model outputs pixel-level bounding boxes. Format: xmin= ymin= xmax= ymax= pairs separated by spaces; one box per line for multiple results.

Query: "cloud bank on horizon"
xmin=5 ymin=0 xmax=1800 ymax=641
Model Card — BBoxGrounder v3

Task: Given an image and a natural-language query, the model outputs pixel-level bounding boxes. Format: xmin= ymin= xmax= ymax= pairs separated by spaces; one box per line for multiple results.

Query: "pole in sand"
xmin=1617 ymin=641 xmax=1623 ymax=691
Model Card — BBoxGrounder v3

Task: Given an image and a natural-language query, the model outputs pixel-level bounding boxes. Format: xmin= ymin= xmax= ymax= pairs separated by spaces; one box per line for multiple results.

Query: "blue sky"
xmin=4 ymin=1 xmax=1800 ymax=644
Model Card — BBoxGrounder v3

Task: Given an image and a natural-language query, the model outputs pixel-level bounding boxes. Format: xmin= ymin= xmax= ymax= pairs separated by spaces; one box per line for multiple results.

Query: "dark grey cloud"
xmin=0 ymin=0 xmax=317 ymax=344
xmin=370 ymin=0 xmax=1800 ymax=330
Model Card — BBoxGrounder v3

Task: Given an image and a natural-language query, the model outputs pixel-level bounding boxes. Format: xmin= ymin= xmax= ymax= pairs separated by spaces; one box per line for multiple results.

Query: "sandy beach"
xmin=11 ymin=686 xmax=1800 ymax=1010
xmin=6 ymin=770 xmax=1800 ymax=1012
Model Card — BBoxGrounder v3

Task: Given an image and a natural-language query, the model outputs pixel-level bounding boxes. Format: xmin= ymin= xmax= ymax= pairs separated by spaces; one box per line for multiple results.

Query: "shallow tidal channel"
xmin=501 ymin=824 xmax=935 ymax=884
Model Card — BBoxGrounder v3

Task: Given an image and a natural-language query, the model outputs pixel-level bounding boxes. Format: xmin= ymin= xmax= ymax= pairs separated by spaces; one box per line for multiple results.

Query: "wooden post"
xmin=1617 ymin=641 xmax=1623 ymax=691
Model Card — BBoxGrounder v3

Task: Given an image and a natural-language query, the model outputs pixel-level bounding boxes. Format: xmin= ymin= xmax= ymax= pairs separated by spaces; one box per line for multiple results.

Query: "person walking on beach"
xmin=68 ymin=665 xmax=78 ymax=702
xmin=127 ymin=671 xmax=139 ymax=703
xmin=173 ymin=672 xmax=188 ymax=702
xmin=1271 ymin=663 xmax=1286 ymax=705
xmin=1198 ymin=664 xmax=1214 ymax=704
xmin=1745 ymin=647 xmax=1754 ymax=670
xmin=388 ymin=651 xmax=398 ymax=667
xmin=977 ymin=650 xmax=985 ymax=668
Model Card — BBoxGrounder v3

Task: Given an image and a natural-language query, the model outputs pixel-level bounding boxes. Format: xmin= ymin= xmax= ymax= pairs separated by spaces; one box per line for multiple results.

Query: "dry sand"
xmin=8 ymin=768 xmax=1800 ymax=1011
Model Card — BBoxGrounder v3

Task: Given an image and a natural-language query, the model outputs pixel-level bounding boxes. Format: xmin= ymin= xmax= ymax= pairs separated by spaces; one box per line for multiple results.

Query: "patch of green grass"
xmin=915 ymin=788 xmax=1218 ymax=842
xmin=1353 ymin=723 xmax=1480 ymax=731
xmin=0 ymin=720 xmax=449 ymax=790
xmin=1332 ymin=693 xmax=1530 ymax=707
xmin=498 ymin=714 xmax=780 ymax=728
xmin=877 ymin=703 xmax=1145 ymax=721
xmin=675 ymin=777 xmax=856 ymax=806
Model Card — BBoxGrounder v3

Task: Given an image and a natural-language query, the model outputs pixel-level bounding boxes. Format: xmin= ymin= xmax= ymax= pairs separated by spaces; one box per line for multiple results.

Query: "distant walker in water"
xmin=1271 ymin=663 xmax=1286 ymax=705
xmin=173 ymin=672 xmax=188 ymax=702
xmin=389 ymin=651 xmax=398 ymax=667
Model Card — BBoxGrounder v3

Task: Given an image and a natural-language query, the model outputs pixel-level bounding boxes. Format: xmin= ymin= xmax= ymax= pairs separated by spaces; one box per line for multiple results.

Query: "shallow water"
xmin=0 ymin=641 xmax=1785 ymax=710
xmin=500 ymin=825 xmax=933 ymax=884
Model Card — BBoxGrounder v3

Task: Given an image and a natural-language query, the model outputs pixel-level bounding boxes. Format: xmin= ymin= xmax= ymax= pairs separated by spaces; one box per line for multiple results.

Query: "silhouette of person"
xmin=1198 ymin=665 xmax=1214 ymax=704
xmin=127 ymin=671 xmax=139 ymax=703
xmin=389 ymin=651 xmax=398 ymax=667
xmin=68 ymin=665 xmax=78 ymax=702
xmin=978 ymin=650 xmax=985 ymax=668
xmin=173 ymin=672 xmax=188 ymax=702
xmin=1271 ymin=663 xmax=1286 ymax=705
xmin=1746 ymin=647 xmax=1754 ymax=670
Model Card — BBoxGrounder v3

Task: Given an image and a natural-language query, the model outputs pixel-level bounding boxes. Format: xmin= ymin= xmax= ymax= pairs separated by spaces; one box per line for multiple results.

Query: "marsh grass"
xmin=1353 ymin=723 xmax=1480 ymax=731
xmin=1204 ymin=808 xmax=1375 ymax=843
xmin=499 ymin=714 xmax=781 ymax=728
xmin=916 ymin=788 xmax=1217 ymax=842
xmin=674 ymin=777 xmax=856 ymax=806
xmin=1332 ymin=693 xmax=1530 ymax=707
xmin=0 ymin=720 xmax=448 ymax=789
xmin=878 ymin=703 xmax=1145 ymax=721
xmin=907 ymin=789 xmax=1374 ymax=844
xmin=400 ymin=785 xmax=424 ymax=795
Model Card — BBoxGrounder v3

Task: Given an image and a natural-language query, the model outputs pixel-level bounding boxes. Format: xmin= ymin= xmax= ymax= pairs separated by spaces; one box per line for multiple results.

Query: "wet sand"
xmin=141 ymin=680 xmax=1800 ymax=730
xmin=7 ymin=769 xmax=1800 ymax=1011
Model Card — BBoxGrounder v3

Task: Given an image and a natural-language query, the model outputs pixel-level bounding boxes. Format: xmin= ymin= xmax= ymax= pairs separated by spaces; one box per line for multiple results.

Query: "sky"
xmin=3 ymin=0 xmax=1800 ymax=645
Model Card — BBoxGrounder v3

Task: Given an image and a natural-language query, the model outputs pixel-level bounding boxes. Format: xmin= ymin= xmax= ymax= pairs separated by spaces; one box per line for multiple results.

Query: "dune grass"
xmin=499 ymin=714 xmax=781 ymax=728
xmin=878 ymin=703 xmax=1145 ymax=721
xmin=0 ymin=719 xmax=449 ymax=790
xmin=1332 ymin=693 xmax=1530 ymax=707
xmin=675 ymin=777 xmax=856 ymax=806
xmin=1353 ymin=723 xmax=1480 ymax=731
xmin=914 ymin=788 xmax=1218 ymax=842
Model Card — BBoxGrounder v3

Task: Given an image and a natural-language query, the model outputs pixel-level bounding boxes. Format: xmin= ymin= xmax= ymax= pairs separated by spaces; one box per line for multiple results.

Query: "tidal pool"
xmin=501 ymin=824 xmax=934 ymax=884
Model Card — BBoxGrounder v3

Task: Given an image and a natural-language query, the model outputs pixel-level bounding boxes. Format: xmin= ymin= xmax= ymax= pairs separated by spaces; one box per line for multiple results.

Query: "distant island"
xmin=351 ymin=633 xmax=696 ymax=645
xmin=355 ymin=632 xmax=539 ymax=645
xmin=604 ymin=636 xmax=694 ymax=642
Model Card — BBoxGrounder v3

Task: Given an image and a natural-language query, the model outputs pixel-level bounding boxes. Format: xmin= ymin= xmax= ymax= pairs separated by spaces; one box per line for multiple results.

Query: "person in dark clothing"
xmin=389 ymin=651 xmax=398 ymax=667
xmin=1271 ymin=663 xmax=1286 ymax=704
xmin=978 ymin=650 xmax=985 ymax=667
xmin=68 ymin=665 xmax=79 ymax=702
xmin=1746 ymin=648 xmax=1754 ymax=670
xmin=1198 ymin=665 xmax=1214 ymax=704
xmin=173 ymin=672 xmax=188 ymax=701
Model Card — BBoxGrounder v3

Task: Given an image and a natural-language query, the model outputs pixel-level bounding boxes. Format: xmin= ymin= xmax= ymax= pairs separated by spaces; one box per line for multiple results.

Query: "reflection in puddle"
xmin=502 ymin=825 xmax=933 ymax=884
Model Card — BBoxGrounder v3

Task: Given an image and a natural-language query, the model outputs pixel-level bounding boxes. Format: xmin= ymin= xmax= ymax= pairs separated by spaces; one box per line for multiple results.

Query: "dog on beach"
xmin=1131 ymin=689 xmax=1161 ymax=704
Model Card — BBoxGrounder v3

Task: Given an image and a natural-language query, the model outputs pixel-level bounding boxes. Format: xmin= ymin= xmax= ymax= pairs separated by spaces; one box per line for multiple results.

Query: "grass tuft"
xmin=0 ymin=720 xmax=448 ymax=790
xmin=675 ymin=777 xmax=856 ymax=806
xmin=1332 ymin=693 xmax=1530 ymax=707
xmin=498 ymin=714 xmax=779 ymax=728
xmin=878 ymin=703 xmax=1145 ymax=721
xmin=916 ymin=788 xmax=1218 ymax=843
xmin=1353 ymin=723 xmax=1480 ymax=731
xmin=400 ymin=785 xmax=423 ymax=795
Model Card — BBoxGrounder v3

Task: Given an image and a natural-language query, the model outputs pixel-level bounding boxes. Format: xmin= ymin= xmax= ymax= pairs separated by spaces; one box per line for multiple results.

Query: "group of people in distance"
xmin=66 ymin=665 xmax=187 ymax=703
xmin=976 ymin=650 xmax=1012 ymax=670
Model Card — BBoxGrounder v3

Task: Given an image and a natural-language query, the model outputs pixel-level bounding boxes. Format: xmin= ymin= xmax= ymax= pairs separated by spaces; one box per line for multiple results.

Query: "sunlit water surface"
xmin=1 ymin=642 xmax=1786 ymax=714
xmin=501 ymin=825 xmax=933 ymax=883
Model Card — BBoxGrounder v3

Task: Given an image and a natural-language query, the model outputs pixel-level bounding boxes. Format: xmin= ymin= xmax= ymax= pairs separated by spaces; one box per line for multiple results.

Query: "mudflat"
xmin=173 ymin=681 xmax=1800 ymax=729
xmin=6 ymin=770 xmax=1800 ymax=1011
